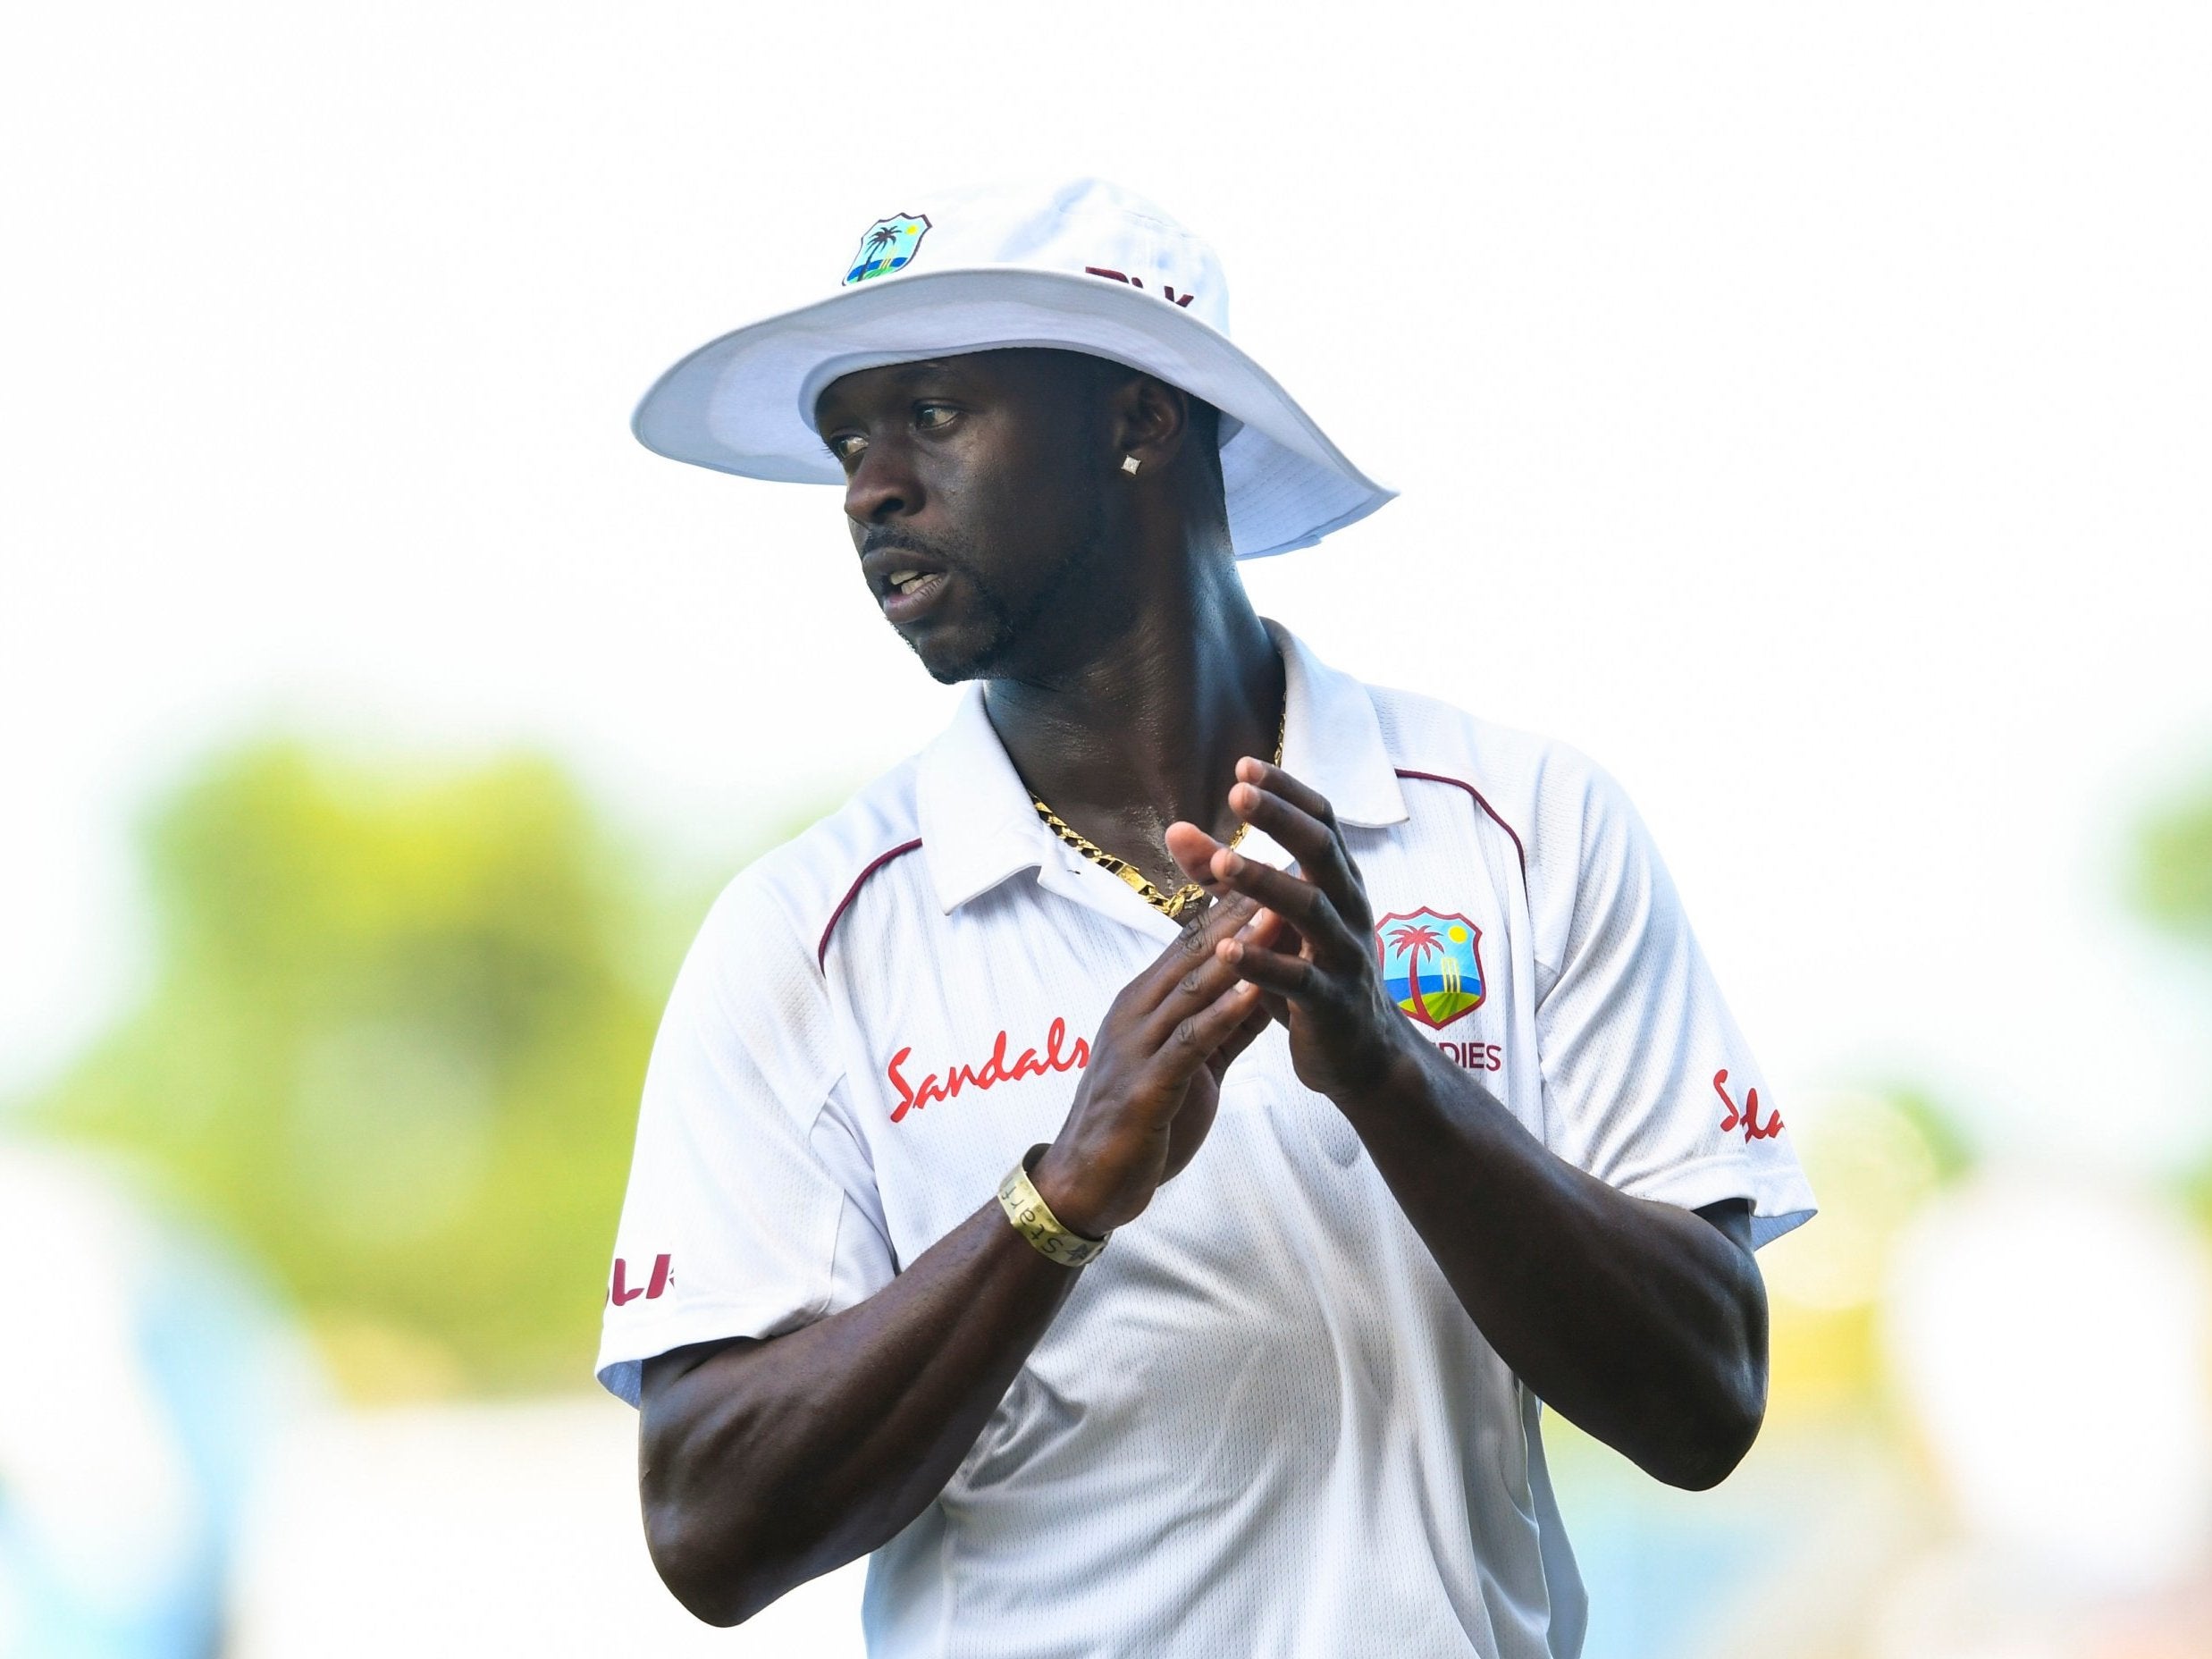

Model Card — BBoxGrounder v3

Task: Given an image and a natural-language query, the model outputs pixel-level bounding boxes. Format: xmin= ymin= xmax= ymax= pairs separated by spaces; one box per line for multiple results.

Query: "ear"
xmin=1105 ymin=371 xmax=1196 ymax=472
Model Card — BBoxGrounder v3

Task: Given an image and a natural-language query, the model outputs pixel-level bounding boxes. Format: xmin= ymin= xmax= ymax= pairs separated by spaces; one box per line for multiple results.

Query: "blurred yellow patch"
xmin=1763 ymin=1091 xmax=1957 ymax=1419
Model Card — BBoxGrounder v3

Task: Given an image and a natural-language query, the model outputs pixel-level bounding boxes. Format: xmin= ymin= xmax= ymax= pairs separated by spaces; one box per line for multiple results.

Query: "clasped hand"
xmin=1163 ymin=758 xmax=1416 ymax=1107
xmin=1031 ymin=761 xmax=1417 ymax=1240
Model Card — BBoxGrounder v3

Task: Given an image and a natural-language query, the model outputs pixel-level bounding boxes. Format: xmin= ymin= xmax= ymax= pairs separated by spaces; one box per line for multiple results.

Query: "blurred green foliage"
xmin=1883 ymin=1087 xmax=1976 ymax=1185
xmin=2134 ymin=773 xmax=2212 ymax=1221
xmin=2136 ymin=774 xmax=2212 ymax=947
xmin=34 ymin=740 xmax=701 ymax=1395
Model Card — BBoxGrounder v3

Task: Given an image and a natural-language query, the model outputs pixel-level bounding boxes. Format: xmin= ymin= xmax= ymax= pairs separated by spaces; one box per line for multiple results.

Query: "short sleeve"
xmin=1531 ymin=754 xmax=1816 ymax=1249
xmin=594 ymin=878 xmax=898 ymax=1406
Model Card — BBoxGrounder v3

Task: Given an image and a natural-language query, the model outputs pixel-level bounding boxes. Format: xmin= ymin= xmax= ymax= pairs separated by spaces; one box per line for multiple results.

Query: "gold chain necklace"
xmin=1029 ymin=703 xmax=1287 ymax=921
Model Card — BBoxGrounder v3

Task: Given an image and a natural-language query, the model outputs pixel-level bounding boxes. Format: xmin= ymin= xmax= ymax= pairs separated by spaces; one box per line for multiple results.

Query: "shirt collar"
xmin=1266 ymin=619 xmax=1409 ymax=833
xmin=913 ymin=685 xmax=1055 ymax=914
xmin=913 ymin=619 xmax=1408 ymax=916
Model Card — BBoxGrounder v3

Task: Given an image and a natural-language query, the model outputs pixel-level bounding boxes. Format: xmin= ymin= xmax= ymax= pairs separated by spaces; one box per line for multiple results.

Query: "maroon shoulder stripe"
xmin=1393 ymin=770 xmax=1527 ymax=886
xmin=819 ymin=838 xmax=925 ymax=969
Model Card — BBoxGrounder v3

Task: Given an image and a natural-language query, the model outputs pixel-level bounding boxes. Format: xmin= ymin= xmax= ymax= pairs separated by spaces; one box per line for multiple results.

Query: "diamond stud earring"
xmin=1121 ymin=455 xmax=1141 ymax=476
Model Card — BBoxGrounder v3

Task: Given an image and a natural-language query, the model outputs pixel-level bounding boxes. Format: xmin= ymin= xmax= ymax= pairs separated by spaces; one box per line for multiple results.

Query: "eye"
xmin=826 ymin=432 xmax=868 ymax=466
xmin=914 ymin=402 xmax=958 ymax=433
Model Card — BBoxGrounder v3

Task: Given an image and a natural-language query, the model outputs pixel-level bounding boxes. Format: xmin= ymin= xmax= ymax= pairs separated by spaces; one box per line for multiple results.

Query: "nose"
xmin=844 ymin=436 xmax=921 ymax=527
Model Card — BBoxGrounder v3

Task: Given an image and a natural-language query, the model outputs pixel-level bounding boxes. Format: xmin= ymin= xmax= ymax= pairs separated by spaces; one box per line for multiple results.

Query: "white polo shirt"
xmin=597 ymin=622 xmax=1815 ymax=1659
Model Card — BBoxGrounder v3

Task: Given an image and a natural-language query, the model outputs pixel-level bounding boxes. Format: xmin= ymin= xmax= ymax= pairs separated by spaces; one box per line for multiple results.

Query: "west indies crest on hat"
xmin=632 ymin=178 xmax=1395 ymax=560
xmin=845 ymin=215 xmax=930 ymax=285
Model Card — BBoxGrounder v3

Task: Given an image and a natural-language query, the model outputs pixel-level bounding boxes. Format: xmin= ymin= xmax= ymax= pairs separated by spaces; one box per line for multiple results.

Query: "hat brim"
xmin=631 ymin=266 xmax=1395 ymax=560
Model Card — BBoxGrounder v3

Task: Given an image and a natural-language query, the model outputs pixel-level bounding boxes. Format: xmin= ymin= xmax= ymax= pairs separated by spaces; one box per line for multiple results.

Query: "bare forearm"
xmin=637 ymin=898 xmax=1274 ymax=1625
xmin=639 ymin=1199 xmax=1076 ymax=1625
xmin=1342 ymin=1042 xmax=1769 ymax=1489
xmin=1173 ymin=759 xmax=1770 ymax=1487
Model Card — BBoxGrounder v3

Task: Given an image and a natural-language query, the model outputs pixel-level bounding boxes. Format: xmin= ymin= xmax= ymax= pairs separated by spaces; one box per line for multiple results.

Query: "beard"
xmin=862 ymin=489 xmax=1108 ymax=685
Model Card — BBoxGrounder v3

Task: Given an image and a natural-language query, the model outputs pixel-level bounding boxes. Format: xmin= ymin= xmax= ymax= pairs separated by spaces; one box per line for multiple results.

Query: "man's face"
xmin=813 ymin=349 xmax=1123 ymax=684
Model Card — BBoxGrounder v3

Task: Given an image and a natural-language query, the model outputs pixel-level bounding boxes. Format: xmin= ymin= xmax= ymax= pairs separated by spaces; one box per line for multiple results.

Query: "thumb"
xmin=1164 ymin=821 xmax=1227 ymax=891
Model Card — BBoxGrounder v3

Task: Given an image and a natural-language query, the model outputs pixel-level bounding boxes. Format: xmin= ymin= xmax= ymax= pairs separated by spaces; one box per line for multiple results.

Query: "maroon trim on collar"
xmin=820 ymin=838 xmax=925 ymax=969
xmin=1393 ymin=770 xmax=1527 ymax=886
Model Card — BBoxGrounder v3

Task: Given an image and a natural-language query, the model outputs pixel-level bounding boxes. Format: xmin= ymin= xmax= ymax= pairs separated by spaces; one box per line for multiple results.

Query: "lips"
xmin=880 ymin=569 xmax=950 ymax=622
xmin=862 ymin=541 xmax=953 ymax=625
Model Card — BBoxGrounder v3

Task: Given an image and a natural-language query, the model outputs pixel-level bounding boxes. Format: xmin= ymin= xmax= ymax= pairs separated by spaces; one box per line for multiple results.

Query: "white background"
xmin=6 ymin=6 xmax=2210 ymax=1653
xmin=5 ymin=4 xmax=2208 ymax=1192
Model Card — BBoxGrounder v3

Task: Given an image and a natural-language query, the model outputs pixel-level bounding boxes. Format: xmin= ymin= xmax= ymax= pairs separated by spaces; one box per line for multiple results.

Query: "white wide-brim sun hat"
xmin=632 ymin=178 xmax=1395 ymax=560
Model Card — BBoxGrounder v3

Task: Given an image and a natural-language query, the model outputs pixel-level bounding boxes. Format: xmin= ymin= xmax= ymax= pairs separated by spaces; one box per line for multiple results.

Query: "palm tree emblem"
xmin=1387 ymin=922 xmax=1445 ymax=1024
xmin=1376 ymin=909 xmax=1484 ymax=1028
xmin=846 ymin=214 xmax=930 ymax=285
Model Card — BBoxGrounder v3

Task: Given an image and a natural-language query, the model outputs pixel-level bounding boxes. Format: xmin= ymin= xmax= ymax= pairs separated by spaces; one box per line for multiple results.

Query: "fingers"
xmin=1226 ymin=776 xmax=1355 ymax=899
xmin=1204 ymin=845 xmax=1350 ymax=947
xmin=1205 ymin=1003 xmax=1276 ymax=1082
xmin=1221 ymin=907 xmax=1295 ymax=1026
xmin=1207 ymin=841 xmax=1372 ymax=973
xmin=1147 ymin=979 xmax=1266 ymax=1087
xmin=1233 ymin=757 xmax=1336 ymax=825
xmin=1214 ymin=938 xmax=1316 ymax=1001
xmin=1129 ymin=888 xmax=1260 ymax=1012
xmin=1139 ymin=900 xmax=1278 ymax=1050
xmin=1163 ymin=820 xmax=1228 ymax=891
xmin=1175 ymin=760 xmax=1345 ymax=897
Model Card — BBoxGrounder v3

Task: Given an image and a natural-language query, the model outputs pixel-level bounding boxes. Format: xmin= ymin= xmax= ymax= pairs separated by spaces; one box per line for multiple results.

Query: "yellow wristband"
xmin=997 ymin=1146 xmax=1109 ymax=1267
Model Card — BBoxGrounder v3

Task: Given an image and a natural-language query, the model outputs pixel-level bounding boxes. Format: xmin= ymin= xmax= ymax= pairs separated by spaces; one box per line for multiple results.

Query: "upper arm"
xmin=597 ymin=880 xmax=897 ymax=1407
xmin=1694 ymin=1197 xmax=1756 ymax=1259
xmin=1528 ymin=749 xmax=1817 ymax=1249
xmin=641 ymin=1334 xmax=764 ymax=1402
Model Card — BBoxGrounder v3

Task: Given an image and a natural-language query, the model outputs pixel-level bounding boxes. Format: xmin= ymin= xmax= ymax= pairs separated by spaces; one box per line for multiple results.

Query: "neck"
xmin=984 ymin=560 xmax=1283 ymax=876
